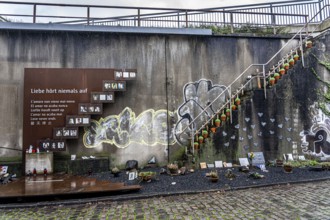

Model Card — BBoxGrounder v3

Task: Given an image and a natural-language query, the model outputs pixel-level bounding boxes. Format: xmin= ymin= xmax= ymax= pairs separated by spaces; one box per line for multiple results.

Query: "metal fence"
xmin=0 ymin=0 xmax=329 ymax=30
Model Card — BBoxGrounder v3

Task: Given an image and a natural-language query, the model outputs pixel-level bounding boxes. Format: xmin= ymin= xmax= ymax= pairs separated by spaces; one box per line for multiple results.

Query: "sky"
xmin=0 ymin=0 xmax=293 ymax=23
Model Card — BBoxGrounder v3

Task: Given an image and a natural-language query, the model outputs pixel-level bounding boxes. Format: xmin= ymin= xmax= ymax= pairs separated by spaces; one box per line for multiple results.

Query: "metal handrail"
xmin=176 ymin=4 xmax=330 ymax=144
xmin=0 ymin=0 xmax=328 ymax=30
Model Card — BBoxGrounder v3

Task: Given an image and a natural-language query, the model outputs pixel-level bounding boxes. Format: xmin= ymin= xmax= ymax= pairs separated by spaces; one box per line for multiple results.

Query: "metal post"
xmin=230 ymin=12 xmax=234 ymax=33
xmin=300 ymin=32 xmax=305 ymax=68
xmin=263 ymin=65 xmax=267 ymax=99
xmin=223 ymin=9 xmax=226 ymax=25
xmin=185 ymin=11 xmax=188 ymax=28
xmin=177 ymin=12 xmax=180 ymax=28
xmin=318 ymin=0 xmax=323 ymax=21
xmin=87 ymin=6 xmax=90 ymax=25
xmin=138 ymin=9 xmax=141 ymax=27
xmin=33 ymin=4 xmax=36 ymax=23
xmin=229 ymin=86 xmax=232 ymax=124
xmin=270 ymin=4 xmax=276 ymax=34
xmin=305 ymin=15 xmax=309 ymax=35
xmin=191 ymin=127 xmax=194 ymax=155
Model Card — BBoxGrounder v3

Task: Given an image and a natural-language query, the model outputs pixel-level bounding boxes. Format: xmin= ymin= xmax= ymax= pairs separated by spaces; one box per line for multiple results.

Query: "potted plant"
xmin=235 ymin=96 xmax=241 ymax=106
xmin=202 ymin=129 xmax=208 ymax=138
xmin=225 ymin=169 xmax=236 ymax=180
xmin=167 ymin=163 xmax=179 ymax=174
xmin=111 ymin=167 xmax=120 ymax=177
xmin=198 ymin=135 xmax=204 ymax=144
xmin=225 ymin=108 xmax=231 ymax=117
xmin=269 ymin=77 xmax=275 ymax=86
xmin=294 ymin=54 xmax=299 ymax=61
xmin=210 ymin=120 xmax=216 ymax=133
xmin=274 ymin=72 xmax=280 ymax=81
xmin=276 ymin=159 xmax=283 ymax=166
xmin=283 ymin=62 xmax=290 ymax=70
xmin=231 ymin=103 xmax=237 ymax=111
xmin=215 ymin=117 xmax=221 ymax=127
xmin=279 ymin=67 xmax=285 ymax=75
xmin=305 ymin=40 xmax=312 ymax=48
xmin=209 ymin=170 xmax=219 ymax=182
xmin=220 ymin=112 xmax=226 ymax=122
xmin=289 ymin=58 xmax=295 ymax=67
xmin=138 ymin=171 xmax=156 ymax=182
xmin=283 ymin=162 xmax=293 ymax=173
xmin=194 ymin=141 xmax=199 ymax=150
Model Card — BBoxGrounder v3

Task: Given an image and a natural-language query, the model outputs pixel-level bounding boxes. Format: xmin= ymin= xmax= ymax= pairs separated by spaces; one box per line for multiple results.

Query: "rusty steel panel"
xmin=23 ymin=68 xmax=137 ymax=153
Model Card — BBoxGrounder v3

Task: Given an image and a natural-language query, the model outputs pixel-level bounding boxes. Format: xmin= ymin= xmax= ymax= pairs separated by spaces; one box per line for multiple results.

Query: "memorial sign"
xmin=23 ymin=68 xmax=137 ymax=153
xmin=248 ymin=152 xmax=265 ymax=166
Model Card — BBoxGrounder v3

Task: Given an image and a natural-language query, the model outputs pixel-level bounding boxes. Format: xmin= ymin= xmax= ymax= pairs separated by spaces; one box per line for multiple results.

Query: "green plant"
xmin=138 ymin=171 xmax=156 ymax=182
xmin=167 ymin=163 xmax=178 ymax=173
xmin=111 ymin=167 xmax=120 ymax=174
xmin=309 ymin=160 xmax=319 ymax=166
xmin=209 ymin=170 xmax=218 ymax=178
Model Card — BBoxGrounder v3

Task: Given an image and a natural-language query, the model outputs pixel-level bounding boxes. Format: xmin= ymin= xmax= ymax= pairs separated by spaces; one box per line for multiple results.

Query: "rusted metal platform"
xmin=0 ymin=174 xmax=141 ymax=203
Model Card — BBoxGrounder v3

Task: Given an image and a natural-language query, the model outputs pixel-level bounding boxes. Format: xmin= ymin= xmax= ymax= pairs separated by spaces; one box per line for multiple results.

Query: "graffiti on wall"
xmin=83 ymin=107 xmax=176 ymax=148
xmin=300 ymin=103 xmax=330 ymax=157
xmin=300 ymin=57 xmax=330 ymax=157
xmin=174 ymin=79 xmax=229 ymax=145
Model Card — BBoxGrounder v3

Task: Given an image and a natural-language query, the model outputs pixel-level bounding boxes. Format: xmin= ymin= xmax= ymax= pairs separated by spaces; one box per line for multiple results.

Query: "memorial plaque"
xmin=200 ymin=162 xmax=207 ymax=169
xmin=23 ymin=68 xmax=137 ymax=151
xmin=225 ymin=162 xmax=233 ymax=167
xmin=239 ymin=158 xmax=250 ymax=166
xmin=298 ymin=155 xmax=306 ymax=160
xmin=286 ymin=153 xmax=294 ymax=161
xmin=214 ymin=161 xmax=223 ymax=168
xmin=0 ymin=166 xmax=8 ymax=174
xmin=248 ymin=152 xmax=265 ymax=166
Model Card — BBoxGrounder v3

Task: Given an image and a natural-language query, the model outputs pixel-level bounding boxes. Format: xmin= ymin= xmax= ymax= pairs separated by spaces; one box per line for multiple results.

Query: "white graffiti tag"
xmin=174 ymin=79 xmax=229 ymax=145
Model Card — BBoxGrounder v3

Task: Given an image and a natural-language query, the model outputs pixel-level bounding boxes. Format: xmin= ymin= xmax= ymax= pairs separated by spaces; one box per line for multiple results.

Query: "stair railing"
xmin=176 ymin=5 xmax=330 ymax=146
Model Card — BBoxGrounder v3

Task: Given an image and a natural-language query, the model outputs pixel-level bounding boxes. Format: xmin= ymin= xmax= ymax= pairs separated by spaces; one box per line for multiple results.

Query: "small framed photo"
xmin=200 ymin=162 xmax=207 ymax=169
xmin=103 ymin=80 xmax=126 ymax=92
xmin=91 ymin=92 xmax=114 ymax=103
xmin=128 ymin=172 xmax=137 ymax=181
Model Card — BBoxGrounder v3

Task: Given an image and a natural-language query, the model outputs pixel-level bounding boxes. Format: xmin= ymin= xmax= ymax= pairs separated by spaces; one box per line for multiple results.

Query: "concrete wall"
xmin=0 ymin=25 xmax=314 ymax=168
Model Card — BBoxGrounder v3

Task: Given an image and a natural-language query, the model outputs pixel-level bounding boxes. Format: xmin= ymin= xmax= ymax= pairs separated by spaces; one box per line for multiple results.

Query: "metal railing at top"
xmin=0 ymin=0 xmax=329 ymax=32
xmin=175 ymin=4 xmax=330 ymax=146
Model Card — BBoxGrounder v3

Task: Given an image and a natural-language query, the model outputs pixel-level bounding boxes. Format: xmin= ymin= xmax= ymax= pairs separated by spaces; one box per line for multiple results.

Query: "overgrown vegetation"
xmin=198 ymin=23 xmax=286 ymax=35
xmin=311 ymin=54 xmax=330 ymax=116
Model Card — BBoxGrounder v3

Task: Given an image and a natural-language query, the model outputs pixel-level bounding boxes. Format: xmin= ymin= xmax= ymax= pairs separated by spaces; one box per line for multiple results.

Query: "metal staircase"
xmin=175 ymin=4 xmax=330 ymax=153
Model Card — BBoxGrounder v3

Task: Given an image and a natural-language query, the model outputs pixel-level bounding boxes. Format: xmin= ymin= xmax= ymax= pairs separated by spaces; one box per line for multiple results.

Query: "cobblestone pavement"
xmin=0 ymin=180 xmax=330 ymax=220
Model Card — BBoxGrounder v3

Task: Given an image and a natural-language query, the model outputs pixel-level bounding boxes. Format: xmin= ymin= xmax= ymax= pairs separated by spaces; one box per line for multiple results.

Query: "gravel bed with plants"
xmin=89 ymin=161 xmax=330 ymax=197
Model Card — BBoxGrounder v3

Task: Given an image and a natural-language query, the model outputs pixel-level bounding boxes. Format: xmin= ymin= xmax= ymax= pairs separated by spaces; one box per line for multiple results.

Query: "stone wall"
xmin=1 ymin=26 xmax=318 ymax=169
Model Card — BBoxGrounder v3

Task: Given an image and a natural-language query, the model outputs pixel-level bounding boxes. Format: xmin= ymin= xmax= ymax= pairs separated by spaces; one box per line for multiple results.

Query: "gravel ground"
xmin=90 ymin=166 xmax=330 ymax=196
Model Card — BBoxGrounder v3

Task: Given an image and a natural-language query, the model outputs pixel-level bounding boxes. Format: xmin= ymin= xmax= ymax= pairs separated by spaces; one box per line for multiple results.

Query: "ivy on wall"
xmin=311 ymin=54 xmax=330 ymax=116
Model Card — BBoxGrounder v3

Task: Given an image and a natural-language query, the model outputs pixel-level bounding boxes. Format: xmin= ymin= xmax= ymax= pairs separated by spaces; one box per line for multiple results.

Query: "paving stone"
xmin=1 ymin=180 xmax=330 ymax=220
